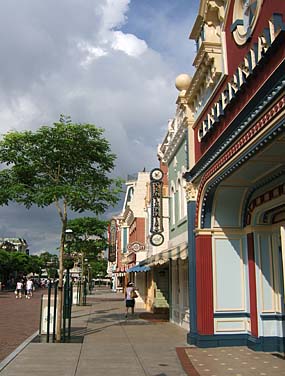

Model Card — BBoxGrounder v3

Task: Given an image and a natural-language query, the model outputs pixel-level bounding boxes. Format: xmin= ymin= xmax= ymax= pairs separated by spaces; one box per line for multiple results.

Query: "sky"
xmin=0 ymin=0 xmax=199 ymax=254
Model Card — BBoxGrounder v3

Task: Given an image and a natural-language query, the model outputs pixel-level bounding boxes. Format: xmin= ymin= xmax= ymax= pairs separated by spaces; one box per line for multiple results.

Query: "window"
xmin=178 ymin=176 xmax=187 ymax=220
xmin=171 ymin=185 xmax=176 ymax=226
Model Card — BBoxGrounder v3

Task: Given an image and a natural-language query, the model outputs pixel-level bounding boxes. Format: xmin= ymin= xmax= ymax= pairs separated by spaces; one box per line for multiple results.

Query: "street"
xmin=0 ymin=289 xmax=42 ymax=362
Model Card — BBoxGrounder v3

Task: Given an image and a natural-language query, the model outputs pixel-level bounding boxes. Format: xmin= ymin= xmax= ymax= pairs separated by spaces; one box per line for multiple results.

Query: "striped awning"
xmin=140 ymin=243 xmax=188 ymax=267
xmin=126 ymin=265 xmax=151 ymax=273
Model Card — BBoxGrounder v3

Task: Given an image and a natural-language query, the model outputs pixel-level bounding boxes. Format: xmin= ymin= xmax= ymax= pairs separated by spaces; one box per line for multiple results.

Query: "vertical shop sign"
xmin=108 ymin=219 xmax=117 ymax=262
xmin=150 ymin=168 xmax=164 ymax=246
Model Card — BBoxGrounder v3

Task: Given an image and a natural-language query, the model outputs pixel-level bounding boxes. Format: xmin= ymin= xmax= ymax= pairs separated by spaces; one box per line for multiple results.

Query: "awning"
xmin=168 ymin=246 xmax=188 ymax=261
xmin=127 ymin=265 xmax=151 ymax=273
xmin=140 ymin=243 xmax=188 ymax=267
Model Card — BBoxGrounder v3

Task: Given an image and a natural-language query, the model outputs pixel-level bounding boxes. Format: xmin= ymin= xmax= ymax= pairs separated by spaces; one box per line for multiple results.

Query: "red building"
xmin=185 ymin=0 xmax=285 ymax=352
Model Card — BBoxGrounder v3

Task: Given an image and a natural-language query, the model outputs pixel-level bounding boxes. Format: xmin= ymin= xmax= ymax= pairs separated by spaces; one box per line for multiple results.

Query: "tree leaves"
xmin=0 ymin=116 xmax=123 ymax=216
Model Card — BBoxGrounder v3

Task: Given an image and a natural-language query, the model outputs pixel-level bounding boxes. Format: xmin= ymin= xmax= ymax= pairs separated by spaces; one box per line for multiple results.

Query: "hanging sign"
xmin=127 ymin=242 xmax=145 ymax=252
xmin=108 ymin=219 xmax=117 ymax=262
xmin=150 ymin=168 xmax=164 ymax=246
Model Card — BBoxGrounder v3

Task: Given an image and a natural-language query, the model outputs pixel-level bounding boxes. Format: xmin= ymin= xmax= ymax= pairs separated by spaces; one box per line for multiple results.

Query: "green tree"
xmin=90 ymin=258 xmax=107 ymax=278
xmin=67 ymin=216 xmax=108 ymax=303
xmin=37 ymin=252 xmax=58 ymax=278
xmin=0 ymin=116 xmax=122 ymax=341
xmin=10 ymin=252 xmax=29 ymax=274
xmin=0 ymin=249 xmax=11 ymax=283
xmin=27 ymin=255 xmax=43 ymax=276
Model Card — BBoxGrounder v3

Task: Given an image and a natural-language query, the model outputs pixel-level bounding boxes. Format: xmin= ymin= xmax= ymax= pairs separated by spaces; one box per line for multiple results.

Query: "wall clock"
xmin=150 ymin=233 xmax=164 ymax=247
xmin=150 ymin=168 xmax=163 ymax=182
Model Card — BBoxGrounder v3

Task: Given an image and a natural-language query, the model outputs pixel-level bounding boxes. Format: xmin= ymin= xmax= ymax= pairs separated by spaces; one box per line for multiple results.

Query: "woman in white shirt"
xmin=26 ymin=279 xmax=33 ymax=299
xmin=16 ymin=280 xmax=23 ymax=299
xmin=125 ymin=281 xmax=137 ymax=318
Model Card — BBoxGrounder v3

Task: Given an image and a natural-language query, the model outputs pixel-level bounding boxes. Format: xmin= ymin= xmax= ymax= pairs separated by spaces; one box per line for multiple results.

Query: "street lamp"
xmin=64 ymin=229 xmax=74 ymax=280
xmin=65 ymin=228 xmax=74 ymax=243
xmin=63 ymin=228 xmax=74 ymax=341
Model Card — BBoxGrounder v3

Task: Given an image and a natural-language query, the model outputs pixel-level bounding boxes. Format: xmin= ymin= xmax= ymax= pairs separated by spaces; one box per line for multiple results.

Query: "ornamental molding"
xmin=122 ymin=206 xmax=134 ymax=226
xmin=188 ymin=79 xmax=285 ymax=183
xmin=246 ymin=182 xmax=285 ymax=226
xmin=195 ymin=97 xmax=285 ymax=227
xmin=187 ymin=42 xmax=223 ymax=112
xmin=185 ymin=182 xmax=198 ymax=202
xmin=158 ymin=106 xmax=189 ymax=164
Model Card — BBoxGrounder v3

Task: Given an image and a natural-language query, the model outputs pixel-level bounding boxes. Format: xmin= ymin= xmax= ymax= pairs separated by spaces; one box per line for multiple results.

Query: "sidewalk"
xmin=1 ymin=289 xmax=284 ymax=376
xmin=0 ymin=289 xmax=188 ymax=376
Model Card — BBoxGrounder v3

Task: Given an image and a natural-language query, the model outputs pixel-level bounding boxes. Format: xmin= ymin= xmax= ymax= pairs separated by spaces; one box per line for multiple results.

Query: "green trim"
xmin=214 ymin=312 xmax=250 ymax=318
xmin=187 ymin=332 xmax=285 ymax=352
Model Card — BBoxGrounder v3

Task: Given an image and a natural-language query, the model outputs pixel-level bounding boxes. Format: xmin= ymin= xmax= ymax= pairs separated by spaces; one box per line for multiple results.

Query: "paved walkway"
xmin=1 ymin=289 xmax=284 ymax=375
xmin=0 ymin=289 xmax=42 ymax=362
xmin=0 ymin=289 xmax=188 ymax=375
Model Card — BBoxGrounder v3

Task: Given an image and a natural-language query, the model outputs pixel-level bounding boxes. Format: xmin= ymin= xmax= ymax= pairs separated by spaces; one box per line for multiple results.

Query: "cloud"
xmin=112 ymin=31 xmax=147 ymax=56
xmin=0 ymin=0 xmax=199 ymax=253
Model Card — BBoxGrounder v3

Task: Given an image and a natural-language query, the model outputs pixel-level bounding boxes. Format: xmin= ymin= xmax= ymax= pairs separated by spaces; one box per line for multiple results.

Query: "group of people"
xmin=15 ymin=277 xmax=34 ymax=299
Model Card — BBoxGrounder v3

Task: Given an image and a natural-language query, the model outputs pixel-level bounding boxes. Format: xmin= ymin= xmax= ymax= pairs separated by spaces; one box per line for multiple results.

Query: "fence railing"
xmin=39 ymin=278 xmax=88 ymax=342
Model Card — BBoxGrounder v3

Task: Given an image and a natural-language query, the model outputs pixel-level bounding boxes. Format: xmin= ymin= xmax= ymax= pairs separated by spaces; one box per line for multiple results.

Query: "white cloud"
xmin=99 ymin=0 xmax=130 ymax=30
xmin=0 ymin=0 xmax=199 ymax=253
xmin=111 ymin=31 xmax=147 ymax=57
xmin=77 ymin=41 xmax=107 ymax=67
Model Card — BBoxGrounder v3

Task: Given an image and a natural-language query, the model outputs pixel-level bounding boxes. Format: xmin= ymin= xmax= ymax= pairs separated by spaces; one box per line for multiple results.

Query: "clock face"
xmin=231 ymin=0 xmax=263 ymax=45
xmin=150 ymin=233 xmax=164 ymax=247
xmin=150 ymin=168 xmax=163 ymax=182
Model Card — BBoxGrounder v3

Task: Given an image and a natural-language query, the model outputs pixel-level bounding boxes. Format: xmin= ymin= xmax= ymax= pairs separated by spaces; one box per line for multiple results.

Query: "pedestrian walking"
xmin=15 ymin=280 xmax=23 ymax=299
xmin=22 ymin=277 xmax=28 ymax=298
xmin=26 ymin=278 xmax=33 ymax=299
xmin=125 ymin=281 xmax=138 ymax=318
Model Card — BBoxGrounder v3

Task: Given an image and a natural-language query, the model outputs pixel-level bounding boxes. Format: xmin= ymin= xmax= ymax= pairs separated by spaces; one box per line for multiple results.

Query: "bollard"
xmin=46 ymin=281 xmax=52 ymax=343
xmin=52 ymin=281 xmax=58 ymax=343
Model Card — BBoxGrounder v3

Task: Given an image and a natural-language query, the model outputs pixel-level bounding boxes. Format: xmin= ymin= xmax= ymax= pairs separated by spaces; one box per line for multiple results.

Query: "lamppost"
xmin=87 ymin=263 xmax=92 ymax=293
xmin=63 ymin=229 xmax=74 ymax=340
xmin=65 ymin=229 xmax=74 ymax=290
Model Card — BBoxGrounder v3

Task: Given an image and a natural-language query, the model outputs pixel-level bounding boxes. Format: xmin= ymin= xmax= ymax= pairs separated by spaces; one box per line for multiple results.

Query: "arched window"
xmin=171 ymin=184 xmax=176 ymax=226
xmin=177 ymin=174 xmax=187 ymax=220
xmin=178 ymin=178 xmax=182 ymax=220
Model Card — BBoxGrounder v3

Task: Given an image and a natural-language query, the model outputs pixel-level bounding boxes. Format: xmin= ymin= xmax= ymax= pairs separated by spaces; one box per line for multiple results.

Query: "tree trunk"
xmin=80 ymin=252 xmax=84 ymax=306
xmin=56 ymin=223 xmax=66 ymax=342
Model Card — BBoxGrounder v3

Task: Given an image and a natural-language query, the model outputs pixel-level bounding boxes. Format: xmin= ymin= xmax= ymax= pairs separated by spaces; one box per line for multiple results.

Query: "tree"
xmin=0 ymin=115 xmax=122 ymax=341
xmin=0 ymin=249 xmax=11 ymax=283
xmin=27 ymin=255 xmax=43 ymax=276
xmin=90 ymin=258 xmax=107 ymax=278
xmin=66 ymin=216 xmax=109 ymax=303
xmin=38 ymin=252 xmax=58 ymax=278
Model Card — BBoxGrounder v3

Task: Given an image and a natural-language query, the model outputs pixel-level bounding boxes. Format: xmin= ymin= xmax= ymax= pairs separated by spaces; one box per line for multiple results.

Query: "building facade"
xmin=109 ymin=172 xmax=150 ymax=306
xmin=184 ymin=0 xmax=285 ymax=352
xmin=157 ymin=84 xmax=191 ymax=329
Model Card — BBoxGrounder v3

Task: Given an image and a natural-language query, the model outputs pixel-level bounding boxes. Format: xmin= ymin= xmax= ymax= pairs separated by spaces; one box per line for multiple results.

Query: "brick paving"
xmin=0 ymin=289 xmax=43 ymax=362
xmin=177 ymin=346 xmax=285 ymax=376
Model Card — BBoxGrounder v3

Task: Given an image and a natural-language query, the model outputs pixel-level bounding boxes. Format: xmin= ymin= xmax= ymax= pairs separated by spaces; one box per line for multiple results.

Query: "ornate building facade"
xmin=184 ymin=0 xmax=285 ymax=352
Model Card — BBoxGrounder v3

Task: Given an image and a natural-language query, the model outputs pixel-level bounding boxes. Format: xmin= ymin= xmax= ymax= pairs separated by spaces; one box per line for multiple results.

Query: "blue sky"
xmin=121 ymin=0 xmax=198 ymax=73
xmin=0 ymin=0 xmax=199 ymax=254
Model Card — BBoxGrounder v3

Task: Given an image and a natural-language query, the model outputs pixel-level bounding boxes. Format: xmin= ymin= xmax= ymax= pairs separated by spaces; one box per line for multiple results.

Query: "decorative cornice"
xmin=195 ymin=96 xmax=285 ymax=227
xmin=187 ymin=79 xmax=285 ymax=182
xmin=187 ymin=42 xmax=223 ymax=111
xmin=185 ymin=182 xmax=198 ymax=202
xmin=122 ymin=206 xmax=134 ymax=226
xmin=158 ymin=106 xmax=188 ymax=164
xmin=242 ymin=169 xmax=285 ymax=226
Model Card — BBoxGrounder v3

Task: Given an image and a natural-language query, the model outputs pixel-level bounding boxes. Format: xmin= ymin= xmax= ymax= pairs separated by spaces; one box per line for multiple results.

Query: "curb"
xmin=0 ymin=330 xmax=39 ymax=373
xmin=176 ymin=347 xmax=200 ymax=376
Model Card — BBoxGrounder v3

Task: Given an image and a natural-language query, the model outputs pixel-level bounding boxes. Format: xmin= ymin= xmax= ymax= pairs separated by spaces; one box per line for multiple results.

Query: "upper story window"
xmin=124 ymin=187 xmax=134 ymax=209
xmin=178 ymin=177 xmax=187 ymax=220
xmin=171 ymin=185 xmax=176 ymax=227
xmin=122 ymin=227 xmax=128 ymax=253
